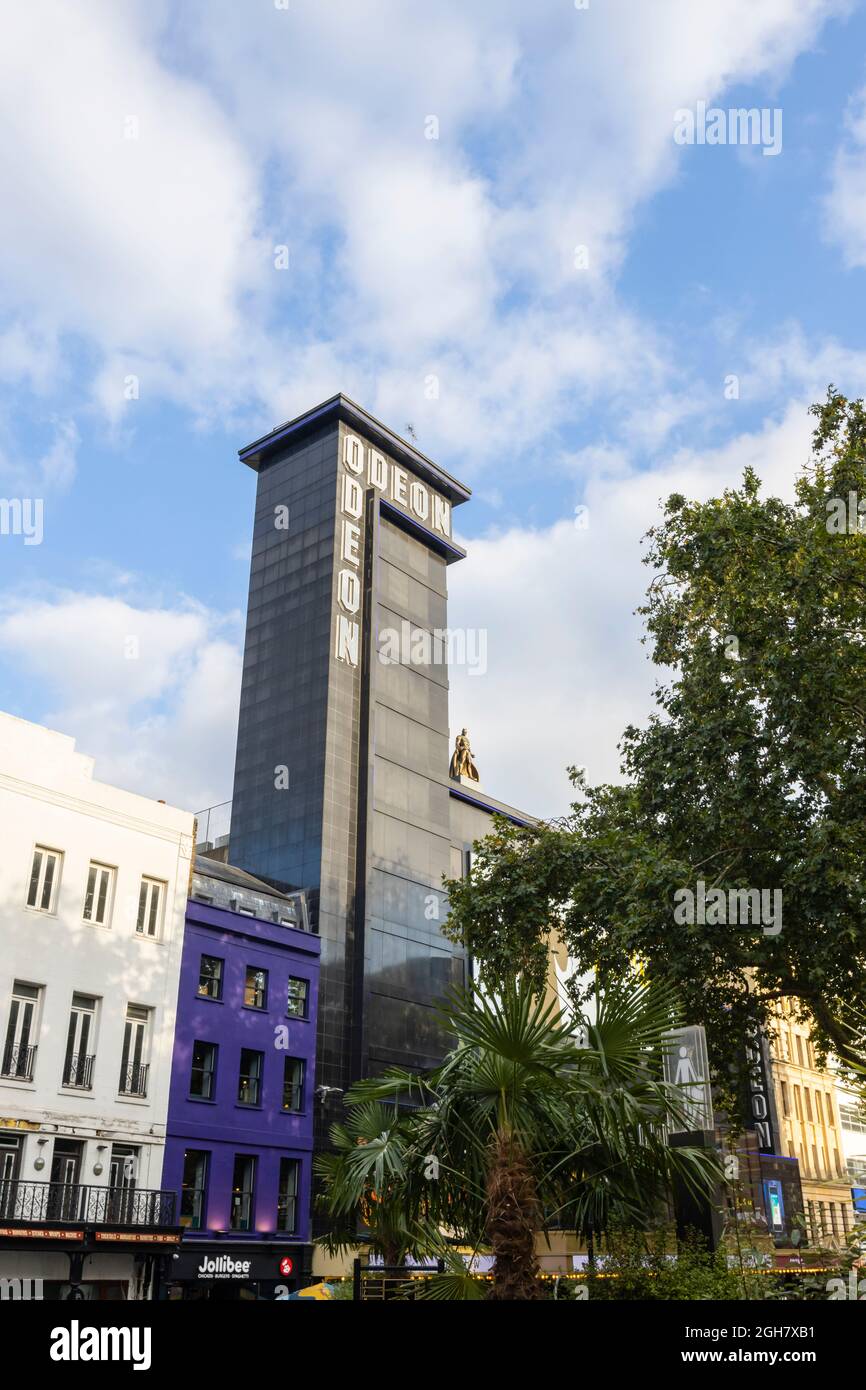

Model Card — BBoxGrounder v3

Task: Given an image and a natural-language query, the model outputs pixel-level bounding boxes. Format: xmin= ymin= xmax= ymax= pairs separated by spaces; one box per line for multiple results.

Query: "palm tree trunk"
xmin=486 ymin=1130 xmax=542 ymax=1300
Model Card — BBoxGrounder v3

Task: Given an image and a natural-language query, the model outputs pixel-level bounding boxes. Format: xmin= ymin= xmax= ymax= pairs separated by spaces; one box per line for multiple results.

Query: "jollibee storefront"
xmin=164 ymin=1243 xmax=310 ymax=1300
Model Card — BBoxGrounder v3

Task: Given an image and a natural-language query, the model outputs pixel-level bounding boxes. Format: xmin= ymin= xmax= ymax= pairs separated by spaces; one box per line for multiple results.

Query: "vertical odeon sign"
xmin=334 ymin=432 xmax=365 ymax=667
xmin=334 ymin=431 xmax=453 ymax=667
xmin=743 ymin=1025 xmax=778 ymax=1154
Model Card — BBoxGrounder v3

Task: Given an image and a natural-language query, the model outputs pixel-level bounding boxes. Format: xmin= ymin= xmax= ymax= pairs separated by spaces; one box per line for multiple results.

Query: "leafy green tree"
xmin=444 ymin=391 xmax=866 ymax=1078
xmin=330 ymin=980 xmax=721 ymax=1300
xmin=586 ymin=1226 xmax=751 ymax=1301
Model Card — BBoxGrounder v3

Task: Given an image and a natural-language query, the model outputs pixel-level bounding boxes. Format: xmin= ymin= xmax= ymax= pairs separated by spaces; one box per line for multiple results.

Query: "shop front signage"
xmin=742 ymin=1024 xmax=778 ymax=1154
xmin=0 ymin=1226 xmax=83 ymax=1240
xmin=662 ymin=1025 xmax=713 ymax=1132
xmin=171 ymin=1249 xmax=300 ymax=1282
xmin=94 ymin=1231 xmax=178 ymax=1244
xmin=197 ymin=1254 xmax=252 ymax=1280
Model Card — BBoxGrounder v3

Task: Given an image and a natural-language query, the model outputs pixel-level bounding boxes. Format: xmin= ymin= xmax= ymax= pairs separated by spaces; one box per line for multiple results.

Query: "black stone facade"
xmin=229 ymin=397 xmax=472 ymax=1133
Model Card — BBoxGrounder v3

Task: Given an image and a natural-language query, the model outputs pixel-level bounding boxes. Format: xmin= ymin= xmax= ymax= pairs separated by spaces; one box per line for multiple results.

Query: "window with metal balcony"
xmin=2 ymin=983 xmax=39 ymax=1081
xmin=119 ymin=1006 xmax=150 ymax=1097
xmin=0 ymin=1179 xmax=176 ymax=1228
xmin=62 ymin=995 xmax=97 ymax=1089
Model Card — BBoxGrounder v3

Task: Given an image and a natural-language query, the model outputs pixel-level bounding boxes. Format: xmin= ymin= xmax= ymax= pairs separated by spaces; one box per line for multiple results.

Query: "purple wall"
xmin=162 ymin=899 xmax=320 ymax=1244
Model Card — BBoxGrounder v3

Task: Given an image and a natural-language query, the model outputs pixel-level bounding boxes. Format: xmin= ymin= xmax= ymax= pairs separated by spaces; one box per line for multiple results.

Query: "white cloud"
xmin=0 ymin=323 xmax=60 ymax=393
xmin=0 ymin=591 xmax=241 ymax=810
xmin=0 ymin=419 xmax=79 ymax=494
xmin=0 ymin=2 xmax=261 ymax=368
xmin=0 ymin=0 xmax=859 ymax=824
xmin=0 ymin=0 xmax=851 ymax=456
xmin=740 ymin=324 xmax=866 ymax=404
xmin=448 ymin=400 xmax=813 ymax=819
xmin=824 ymin=78 xmax=866 ymax=268
xmin=0 ymin=399 xmax=829 ymax=822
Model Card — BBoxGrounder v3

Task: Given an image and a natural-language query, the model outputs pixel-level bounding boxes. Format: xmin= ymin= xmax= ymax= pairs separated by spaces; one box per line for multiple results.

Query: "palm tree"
xmin=313 ymin=1100 xmax=418 ymax=1269
xmin=325 ymin=979 xmax=722 ymax=1299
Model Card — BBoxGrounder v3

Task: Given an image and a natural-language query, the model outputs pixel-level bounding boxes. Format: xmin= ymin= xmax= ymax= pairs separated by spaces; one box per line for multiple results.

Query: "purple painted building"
xmin=161 ymin=856 xmax=319 ymax=1300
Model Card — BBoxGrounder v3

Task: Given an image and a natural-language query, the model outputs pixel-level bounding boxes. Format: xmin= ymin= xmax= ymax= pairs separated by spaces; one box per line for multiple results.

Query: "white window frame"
xmin=119 ymin=1005 xmax=150 ymax=1097
xmin=63 ymin=994 xmax=98 ymax=1089
xmin=136 ymin=876 xmax=166 ymax=939
xmin=26 ymin=845 xmax=63 ymax=914
xmin=3 ymin=982 xmax=41 ymax=1080
xmin=287 ymin=976 xmax=309 ymax=1018
xmin=82 ymin=861 xmax=116 ymax=927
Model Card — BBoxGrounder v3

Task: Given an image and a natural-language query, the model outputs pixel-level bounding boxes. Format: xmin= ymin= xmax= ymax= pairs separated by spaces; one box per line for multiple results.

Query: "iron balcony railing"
xmin=118 ymin=1062 xmax=149 ymax=1097
xmin=1 ymin=1042 xmax=37 ymax=1081
xmin=0 ymin=1180 xmax=177 ymax=1228
xmin=63 ymin=1053 xmax=95 ymax=1089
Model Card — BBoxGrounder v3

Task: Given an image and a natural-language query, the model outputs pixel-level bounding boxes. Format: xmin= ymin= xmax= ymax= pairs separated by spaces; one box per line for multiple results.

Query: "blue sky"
xmin=2 ymin=0 xmax=866 ymax=816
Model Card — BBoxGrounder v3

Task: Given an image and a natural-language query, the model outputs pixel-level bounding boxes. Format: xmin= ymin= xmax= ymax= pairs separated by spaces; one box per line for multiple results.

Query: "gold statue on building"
xmin=450 ymin=728 xmax=479 ymax=782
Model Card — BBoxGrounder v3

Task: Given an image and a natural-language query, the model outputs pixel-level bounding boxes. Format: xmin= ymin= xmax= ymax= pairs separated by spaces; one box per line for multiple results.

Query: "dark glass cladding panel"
xmin=376 ymin=605 xmax=450 ymax=694
xmin=449 ymin=796 xmax=505 ymax=846
xmin=230 ymin=423 xmax=341 ymax=892
xmin=369 ymin=869 xmax=449 ymax=935
xmin=367 ymin=928 xmax=463 ymax=999
xmin=374 ymin=706 xmax=448 ymax=777
xmin=372 ymin=759 xmax=451 ymax=835
xmin=365 ymin=993 xmax=456 ymax=1070
xmin=371 ymin=812 xmax=451 ymax=886
xmin=373 ymin=654 xmax=450 ymax=718
xmin=378 ymin=515 xmax=448 ymax=596
xmin=377 ymin=560 xmax=448 ymax=630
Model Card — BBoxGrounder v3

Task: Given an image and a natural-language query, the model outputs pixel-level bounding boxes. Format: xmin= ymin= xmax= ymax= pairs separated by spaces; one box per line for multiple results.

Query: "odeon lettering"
xmin=335 ymin=433 xmax=452 ymax=668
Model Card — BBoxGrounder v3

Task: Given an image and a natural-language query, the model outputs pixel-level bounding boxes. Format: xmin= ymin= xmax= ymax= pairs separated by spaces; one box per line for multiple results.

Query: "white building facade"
xmin=0 ymin=712 xmax=194 ymax=1298
xmin=835 ymin=1076 xmax=866 ymax=1193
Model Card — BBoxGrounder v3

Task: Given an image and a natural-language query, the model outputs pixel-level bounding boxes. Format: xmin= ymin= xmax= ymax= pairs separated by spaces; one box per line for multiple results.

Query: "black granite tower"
xmin=229 ymin=396 xmax=471 ymax=1107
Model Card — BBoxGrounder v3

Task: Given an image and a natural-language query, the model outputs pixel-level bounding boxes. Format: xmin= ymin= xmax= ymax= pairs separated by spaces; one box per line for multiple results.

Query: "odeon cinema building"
xmin=225 ymin=394 xmax=534 ymax=1112
xmin=216 ymin=394 xmax=814 ymax=1278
